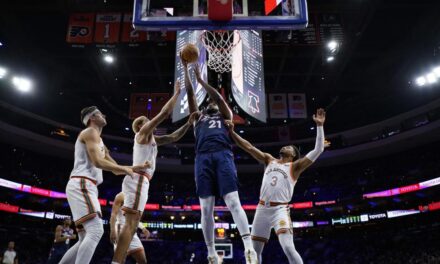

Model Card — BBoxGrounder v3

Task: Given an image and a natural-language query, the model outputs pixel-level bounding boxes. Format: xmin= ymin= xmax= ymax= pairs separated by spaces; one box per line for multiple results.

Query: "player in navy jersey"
xmin=181 ymin=56 xmax=258 ymax=264
xmin=47 ymin=218 xmax=76 ymax=264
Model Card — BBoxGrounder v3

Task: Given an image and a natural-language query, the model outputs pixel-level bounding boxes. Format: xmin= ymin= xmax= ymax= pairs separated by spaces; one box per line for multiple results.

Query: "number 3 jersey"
xmin=260 ymin=160 xmax=297 ymax=203
xmin=194 ymin=113 xmax=232 ymax=154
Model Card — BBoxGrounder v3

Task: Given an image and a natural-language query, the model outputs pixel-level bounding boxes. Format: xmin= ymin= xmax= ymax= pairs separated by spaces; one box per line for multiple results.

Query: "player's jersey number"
xmin=208 ymin=120 xmax=222 ymax=129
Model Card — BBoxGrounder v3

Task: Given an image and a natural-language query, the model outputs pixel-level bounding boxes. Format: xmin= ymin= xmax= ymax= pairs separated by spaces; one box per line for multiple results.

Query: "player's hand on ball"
xmin=180 ymin=51 xmax=188 ymax=68
xmin=313 ymin=108 xmax=326 ymax=126
xmin=188 ymin=111 xmax=201 ymax=124
xmin=224 ymin=120 xmax=235 ymax=131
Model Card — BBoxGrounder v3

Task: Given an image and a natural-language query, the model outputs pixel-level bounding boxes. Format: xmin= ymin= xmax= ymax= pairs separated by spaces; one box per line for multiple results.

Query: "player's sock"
xmin=278 ymin=233 xmax=303 ymax=264
xmin=75 ymin=217 xmax=104 ymax=264
xmin=59 ymin=230 xmax=85 ymax=264
xmin=242 ymin=234 xmax=253 ymax=250
xmin=200 ymin=196 xmax=217 ymax=256
xmin=223 ymin=191 xmax=253 ymax=250
xmin=252 ymin=240 xmax=265 ymax=264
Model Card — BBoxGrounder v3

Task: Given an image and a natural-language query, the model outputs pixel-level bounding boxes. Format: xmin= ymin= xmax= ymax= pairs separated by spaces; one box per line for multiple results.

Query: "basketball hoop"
xmin=200 ymin=30 xmax=241 ymax=73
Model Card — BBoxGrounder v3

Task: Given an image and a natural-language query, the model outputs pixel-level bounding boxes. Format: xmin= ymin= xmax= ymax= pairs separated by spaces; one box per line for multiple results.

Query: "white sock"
xmin=278 ymin=233 xmax=303 ymax=264
xmin=200 ymin=196 xmax=217 ymax=256
xmin=252 ymin=240 xmax=265 ymax=264
xmin=75 ymin=217 xmax=104 ymax=264
xmin=223 ymin=191 xmax=252 ymax=250
xmin=59 ymin=231 xmax=85 ymax=264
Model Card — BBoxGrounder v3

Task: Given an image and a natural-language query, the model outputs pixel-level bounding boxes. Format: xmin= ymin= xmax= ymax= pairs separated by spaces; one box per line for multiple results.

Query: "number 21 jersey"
xmin=194 ymin=113 xmax=232 ymax=154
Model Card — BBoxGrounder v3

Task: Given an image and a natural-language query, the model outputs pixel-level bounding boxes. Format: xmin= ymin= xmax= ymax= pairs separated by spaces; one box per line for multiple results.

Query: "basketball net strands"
xmin=201 ymin=0 xmax=239 ymax=73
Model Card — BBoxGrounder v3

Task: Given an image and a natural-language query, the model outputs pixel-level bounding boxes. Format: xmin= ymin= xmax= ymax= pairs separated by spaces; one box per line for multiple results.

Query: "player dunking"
xmin=60 ymin=106 xmax=149 ymax=264
xmin=182 ymin=59 xmax=258 ymax=264
xmin=110 ymin=192 xmax=150 ymax=264
xmin=225 ymin=109 xmax=326 ymax=264
xmin=112 ymin=82 xmax=197 ymax=264
xmin=47 ymin=218 xmax=76 ymax=264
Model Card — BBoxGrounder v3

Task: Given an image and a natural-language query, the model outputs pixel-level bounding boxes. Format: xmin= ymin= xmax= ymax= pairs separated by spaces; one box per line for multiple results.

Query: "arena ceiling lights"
xmin=12 ymin=76 xmax=33 ymax=93
xmin=0 ymin=65 xmax=33 ymax=93
xmin=325 ymin=40 xmax=339 ymax=63
xmin=0 ymin=67 xmax=7 ymax=79
xmin=415 ymin=66 xmax=440 ymax=87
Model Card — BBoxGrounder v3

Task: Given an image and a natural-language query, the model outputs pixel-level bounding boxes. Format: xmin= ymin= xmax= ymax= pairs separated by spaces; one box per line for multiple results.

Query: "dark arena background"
xmin=1 ymin=0 xmax=440 ymax=263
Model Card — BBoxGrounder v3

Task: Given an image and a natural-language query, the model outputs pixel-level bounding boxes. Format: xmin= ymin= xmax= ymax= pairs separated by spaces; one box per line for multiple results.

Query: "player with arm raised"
xmin=225 ymin=108 xmax=326 ymax=264
xmin=112 ymin=81 xmax=197 ymax=264
xmin=183 ymin=60 xmax=257 ymax=264
xmin=60 ymin=106 xmax=149 ymax=264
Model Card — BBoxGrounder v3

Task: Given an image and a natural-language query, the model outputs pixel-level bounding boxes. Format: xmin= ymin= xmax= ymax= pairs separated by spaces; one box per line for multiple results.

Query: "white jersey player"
xmin=226 ymin=108 xmax=327 ymax=264
xmin=110 ymin=192 xmax=150 ymax=264
xmin=112 ymin=81 xmax=198 ymax=264
xmin=60 ymin=106 xmax=149 ymax=264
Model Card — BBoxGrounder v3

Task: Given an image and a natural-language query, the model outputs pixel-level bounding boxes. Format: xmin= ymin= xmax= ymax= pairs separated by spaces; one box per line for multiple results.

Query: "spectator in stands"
xmin=0 ymin=241 xmax=18 ymax=264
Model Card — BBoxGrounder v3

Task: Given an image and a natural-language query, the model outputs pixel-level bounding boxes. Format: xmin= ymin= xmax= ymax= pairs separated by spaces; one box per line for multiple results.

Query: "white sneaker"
xmin=208 ymin=255 xmax=220 ymax=264
xmin=244 ymin=249 xmax=259 ymax=264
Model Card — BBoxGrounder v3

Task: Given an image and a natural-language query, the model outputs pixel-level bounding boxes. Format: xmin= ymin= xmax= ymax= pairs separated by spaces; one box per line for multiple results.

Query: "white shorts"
xmin=114 ymin=224 xmax=144 ymax=255
xmin=121 ymin=174 xmax=150 ymax=214
xmin=251 ymin=205 xmax=293 ymax=243
xmin=66 ymin=177 xmax=102 ymax=225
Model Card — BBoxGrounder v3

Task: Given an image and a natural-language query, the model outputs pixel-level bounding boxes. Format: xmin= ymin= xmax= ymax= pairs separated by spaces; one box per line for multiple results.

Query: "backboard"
xmin=133 ymin=0 xmax=308 ymax=31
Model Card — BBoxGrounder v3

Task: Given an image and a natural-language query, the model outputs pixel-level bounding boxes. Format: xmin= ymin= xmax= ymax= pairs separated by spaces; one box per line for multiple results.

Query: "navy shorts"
xmin=195 ymin=150 xmax=238 ymax=198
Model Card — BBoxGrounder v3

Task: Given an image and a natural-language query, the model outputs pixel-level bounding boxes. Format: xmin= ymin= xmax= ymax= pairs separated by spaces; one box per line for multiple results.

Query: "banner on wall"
xmin=129 ymin=93 xmax=171 ymax=120
xmin=268 ymin=93 xmax=288 ymax=119
xmin=94 ymin=13 xmax=122 ymax=44
xmin=288 ymin=93 xmax=307 ymax=119
xmin=66 ymin=13 xmax=95 ymax=44
xmin=121 ymin=13 xmax=147 ymax=43
xmin=149 ymin=93 xmax=171 ymax=119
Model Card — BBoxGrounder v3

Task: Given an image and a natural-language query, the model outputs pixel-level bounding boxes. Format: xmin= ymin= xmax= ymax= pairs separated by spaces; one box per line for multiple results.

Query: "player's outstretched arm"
xmin=155 ymin=111 xmax=200 ymax=146
xmin=81 ymin=128 xmax=144 ymax=177
xmin=194 ymin=64 xmax=233 ymax=120
xmin=109 ymin=193 xmax=123 ymax=244
xmin=181 ymin=56 xmax=198 ymax=114
xmin=294 ymin=108 xmax=326 ymax=179
xmin=139 ymin=81 xmax=181 ymax=138
xmin=225 ymin=120 xmax=273 ymax=165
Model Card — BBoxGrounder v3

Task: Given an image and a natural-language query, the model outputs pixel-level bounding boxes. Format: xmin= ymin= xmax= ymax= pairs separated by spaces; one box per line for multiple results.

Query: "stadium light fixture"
xmin=426 ymin=73 xmax=437 ymax=84
xmin=433 ymin=66 xmax=440 ymax=77
xmin=12 ymin=76 xmax=32 ymax=93
xmin=0 ymin=42 xmax=3 ymax=47
xmin=0 ymin=67 xmax=7 ymax=79
xmin=327 ymin=41 xmax=338 ymax=52
xmin=415 ymin=76 xmax=426 ymax=86
xmin=103 ymin=54 xmax=114 ymax=64
xmin=327 ymin=56 xmax=334 ymax=62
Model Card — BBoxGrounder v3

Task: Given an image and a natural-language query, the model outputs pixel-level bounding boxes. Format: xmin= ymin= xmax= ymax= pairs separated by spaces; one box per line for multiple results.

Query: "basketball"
xmin=181 ymin=43 xmax=199 ymax=63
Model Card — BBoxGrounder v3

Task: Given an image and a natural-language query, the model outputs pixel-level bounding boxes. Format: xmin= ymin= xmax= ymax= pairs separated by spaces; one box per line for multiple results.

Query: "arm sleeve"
xmin=305 ymin=126 xmax=324 ymax=162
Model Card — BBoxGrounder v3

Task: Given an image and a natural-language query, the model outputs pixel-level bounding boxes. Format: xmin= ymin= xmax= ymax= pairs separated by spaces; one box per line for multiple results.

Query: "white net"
xmin=200 ymin=30 xmax=241 ymax=73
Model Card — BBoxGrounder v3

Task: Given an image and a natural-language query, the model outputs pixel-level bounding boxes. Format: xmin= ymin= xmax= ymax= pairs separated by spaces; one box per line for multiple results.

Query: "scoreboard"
xmin=231 ymin=30 xmax=267 ymax=123
xmin=172 ymin=30 xmax=208 ymax=122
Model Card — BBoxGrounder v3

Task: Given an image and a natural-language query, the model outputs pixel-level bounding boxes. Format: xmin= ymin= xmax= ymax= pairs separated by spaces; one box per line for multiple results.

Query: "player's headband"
xmin=82 ymin=109 xmax=100 ymax=126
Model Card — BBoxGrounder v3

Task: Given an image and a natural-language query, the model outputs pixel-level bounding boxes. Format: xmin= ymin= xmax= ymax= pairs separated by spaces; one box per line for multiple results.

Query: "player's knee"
xmin=201 ymin=206 xmax=214 ymax=216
